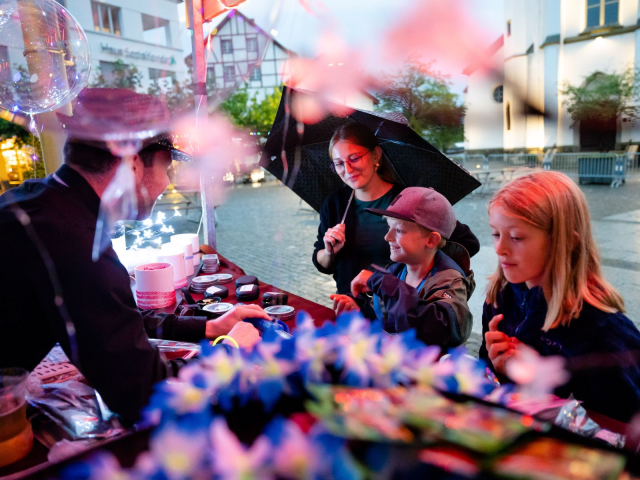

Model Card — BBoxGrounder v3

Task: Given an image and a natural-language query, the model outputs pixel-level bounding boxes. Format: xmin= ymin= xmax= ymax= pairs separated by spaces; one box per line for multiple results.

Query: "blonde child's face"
xmin=489 ymin=206 xmax=551 ymax=288
xmin=384 ymin=217 xmax=433 ymax=266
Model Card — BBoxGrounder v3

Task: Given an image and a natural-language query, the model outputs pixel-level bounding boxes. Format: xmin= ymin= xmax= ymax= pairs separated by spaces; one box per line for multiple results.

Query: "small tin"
xmin=212 ymin=273 xmax=234 ymax=284
xmin=192 ymin=275 xmax=218 ymax=284
xmin=235 ymin=275 xmax=259 ymax=288
xmin=202 ymin=302 xmax=233 ymax=316
xmin=197 ymin=297 xmax=221 ymax=307
xmin=205 ymin=285 xmax=229 ymax=299
xmin=262 ymin=292 xmax=289 ymax=308
xmin=264 ymin=305 xmax=295 ymax=321
xmin=236 ymin=284 xmax=260 ymax=301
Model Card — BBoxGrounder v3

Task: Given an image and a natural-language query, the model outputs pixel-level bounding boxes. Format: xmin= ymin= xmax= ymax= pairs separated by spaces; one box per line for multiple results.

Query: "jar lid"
xmin=205 ymin=285 xmax=229 ymax=299
xmin=202 ymin=303 xmax=233 ymax=315
xmin=236 ymin=284 xmax=259 ymax=301
xmin=235 ymin=275 xmax=259 ymax=288
xmin=264 ymin=305 xmax=295 ymax=321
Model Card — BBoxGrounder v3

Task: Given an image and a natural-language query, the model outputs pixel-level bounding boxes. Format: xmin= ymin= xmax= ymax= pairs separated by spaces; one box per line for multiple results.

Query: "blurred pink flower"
xmin=506 ymin=345 xmax=570 ymax=400
xmin=382 ymin=0 xmax=493 ymax=74
xmin=209 ymin=419 xmax=271 ymax=479
xmin=282 ymin=32 xmax=371 ymax=124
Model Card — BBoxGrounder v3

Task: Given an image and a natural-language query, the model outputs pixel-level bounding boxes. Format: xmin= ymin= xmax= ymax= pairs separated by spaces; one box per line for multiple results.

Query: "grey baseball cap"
xmin=366 ymin=187 xmax=457 ymax=239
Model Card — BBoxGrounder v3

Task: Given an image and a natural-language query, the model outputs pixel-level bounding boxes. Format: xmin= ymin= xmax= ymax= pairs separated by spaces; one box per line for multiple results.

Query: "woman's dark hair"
xmin=328 ymin=122 xmax=398 ymax=185
xmin=63 ymin=141 xmax=159 ymax=174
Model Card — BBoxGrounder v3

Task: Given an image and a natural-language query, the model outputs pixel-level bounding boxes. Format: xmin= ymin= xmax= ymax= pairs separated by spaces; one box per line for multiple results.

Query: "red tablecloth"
xmin=185 ymin=249 xmax=336 ymax=331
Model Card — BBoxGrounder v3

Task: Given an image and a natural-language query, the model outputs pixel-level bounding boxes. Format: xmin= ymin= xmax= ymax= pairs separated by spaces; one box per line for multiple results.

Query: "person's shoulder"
xmin=580 ymin=302 xmax=639 ymax=334
xmin=431 ymin=250 xmax=465 ymax=278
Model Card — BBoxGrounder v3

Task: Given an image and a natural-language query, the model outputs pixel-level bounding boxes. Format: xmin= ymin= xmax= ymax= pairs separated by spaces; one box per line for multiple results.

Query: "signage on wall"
xmin=100 ymin=43 xmax=177 ymax=65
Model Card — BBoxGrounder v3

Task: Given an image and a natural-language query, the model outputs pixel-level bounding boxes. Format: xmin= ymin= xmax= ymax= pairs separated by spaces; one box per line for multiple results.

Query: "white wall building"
xmin=62 ymin=0 xmax=188 ymax=90
xmin=465 ymin=0 xmax=640 ymax=153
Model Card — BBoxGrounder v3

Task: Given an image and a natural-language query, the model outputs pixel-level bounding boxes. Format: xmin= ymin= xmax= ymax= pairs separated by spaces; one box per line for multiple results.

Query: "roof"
xmin=462 ymin=35 xmax=504 ymax=76
xmin=210 ymin=10 xmax=296 ymax=57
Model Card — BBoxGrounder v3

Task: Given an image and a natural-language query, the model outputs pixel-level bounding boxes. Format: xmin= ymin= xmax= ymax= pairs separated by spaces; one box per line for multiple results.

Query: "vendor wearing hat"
xmin=0 ymin=88 xmax=267 ymax=424
xmin=339 ymin=187 xmax=475 ymax=348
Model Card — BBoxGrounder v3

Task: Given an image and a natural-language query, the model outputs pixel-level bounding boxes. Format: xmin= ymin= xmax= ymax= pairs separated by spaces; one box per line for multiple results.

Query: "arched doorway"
xmin=578 ymin=73 xmax=617 ymax=152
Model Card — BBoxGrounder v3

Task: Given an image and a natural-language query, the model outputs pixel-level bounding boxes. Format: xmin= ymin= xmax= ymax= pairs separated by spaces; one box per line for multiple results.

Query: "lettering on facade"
xmin=100 ymin=43 xmax=176 ymax=65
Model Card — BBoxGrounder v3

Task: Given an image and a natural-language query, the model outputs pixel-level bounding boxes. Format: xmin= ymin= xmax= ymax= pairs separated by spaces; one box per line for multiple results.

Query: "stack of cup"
xmin=171 ymin=234 xmax=200 ymax=268
xmin=170 ymin=240 xmax=194 ymax=277
xmin=155 ymin=247 xmax=187 ymax=289
xmin=135 ymin=263 xmax=176 ymax=309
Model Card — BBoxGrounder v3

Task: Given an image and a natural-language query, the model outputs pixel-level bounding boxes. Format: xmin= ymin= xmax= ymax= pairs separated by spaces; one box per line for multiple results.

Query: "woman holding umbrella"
xmin=312 ymin=122 xmax=480 ymax=297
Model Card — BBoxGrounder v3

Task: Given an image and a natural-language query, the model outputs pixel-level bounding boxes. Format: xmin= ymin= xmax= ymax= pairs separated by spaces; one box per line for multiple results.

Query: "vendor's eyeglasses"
xmin=330 ymin=150 xmax=372 ymax=173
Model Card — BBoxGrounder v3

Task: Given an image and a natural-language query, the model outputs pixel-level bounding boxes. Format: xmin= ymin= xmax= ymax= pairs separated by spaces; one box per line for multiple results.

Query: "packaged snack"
xmin=493 ymin=438 xmax=626 ymax=480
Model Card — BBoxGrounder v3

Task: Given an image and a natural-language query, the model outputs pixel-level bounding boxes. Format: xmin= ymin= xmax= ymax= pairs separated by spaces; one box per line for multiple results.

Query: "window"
xmin=207 ymin=66 xmax=216 ymax=83
xmin=148 ymin=68 xmax=176 ymax=82
xmin=223 ymin=65 xmax=235 ymax=82
xmin=142 ymin=14 xmax=171 ymax=47
xmin=221 ymin=40 xmax=233 ymax=54
xmin=506 ymin=102 xmax=511 ymax=131
xmin=586 ymin=0 xmax=619 ymax=28
xmin=247 ymin=38 xmax=258 ymax=52
xmin=250 ymin=66 xmax=261 ymax=81
xmin=91 ymin=1 xmax=121 ymax=36
xmin=98 ymin=61 xmax=117 ymax=83
xmin=493 ymin=85 xmax=504 ymax=103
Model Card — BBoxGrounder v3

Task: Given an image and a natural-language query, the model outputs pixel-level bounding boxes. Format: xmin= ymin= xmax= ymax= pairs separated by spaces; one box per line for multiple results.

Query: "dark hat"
xmin=57 ymin=88 xmax=190 ymax=162
xmin=366 ymin=187 xmax=457 ymax=239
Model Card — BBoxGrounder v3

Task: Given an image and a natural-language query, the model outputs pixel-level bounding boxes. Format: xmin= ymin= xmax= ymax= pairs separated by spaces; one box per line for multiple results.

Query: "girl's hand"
xmin=351 ymin=270 xmax=373 ymax=297
xmin=323 ymin=224 xmax=346 ymax=255
xmin=484 ymin=314 xmax=517 ymax=375
xmin=330 ymin=294 xmax=360 ymax=315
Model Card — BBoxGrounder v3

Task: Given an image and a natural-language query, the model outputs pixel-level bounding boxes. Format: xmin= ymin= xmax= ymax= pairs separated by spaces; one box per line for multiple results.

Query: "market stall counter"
xmin=0 ymin=251 xmax=335 ymax=479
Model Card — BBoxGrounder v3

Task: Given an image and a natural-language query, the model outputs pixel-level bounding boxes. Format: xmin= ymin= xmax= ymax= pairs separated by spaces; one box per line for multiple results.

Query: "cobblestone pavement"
xmin=165 ymin=178 xmax=640 ymax=357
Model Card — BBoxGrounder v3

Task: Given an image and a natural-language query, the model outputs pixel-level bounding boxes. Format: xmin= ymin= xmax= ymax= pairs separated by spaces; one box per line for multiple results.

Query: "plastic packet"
xmin=28 ymin=381 xmax=124 ymax=439
xmin=555 ymin=397 xmax=625 ymax=448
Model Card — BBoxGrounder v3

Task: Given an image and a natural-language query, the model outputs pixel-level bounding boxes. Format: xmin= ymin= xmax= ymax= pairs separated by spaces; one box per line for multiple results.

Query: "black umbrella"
xmin=259 ymin=87 xmax=481 ymax=212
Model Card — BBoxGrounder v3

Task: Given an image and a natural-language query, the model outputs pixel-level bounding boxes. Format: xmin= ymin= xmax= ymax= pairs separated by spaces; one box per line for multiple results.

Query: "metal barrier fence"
xmin=450 ymin=152 xmax=640 ymax=188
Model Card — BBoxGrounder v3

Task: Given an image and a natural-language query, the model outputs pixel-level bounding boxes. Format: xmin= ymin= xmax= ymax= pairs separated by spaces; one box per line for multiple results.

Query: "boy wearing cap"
xmin=338 ymin=187 xmax=474 ymax=348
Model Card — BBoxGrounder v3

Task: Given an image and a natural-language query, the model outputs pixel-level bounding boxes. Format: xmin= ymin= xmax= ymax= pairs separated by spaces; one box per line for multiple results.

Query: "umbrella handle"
xmin=340 ymin=190 xmax=355 ymax=225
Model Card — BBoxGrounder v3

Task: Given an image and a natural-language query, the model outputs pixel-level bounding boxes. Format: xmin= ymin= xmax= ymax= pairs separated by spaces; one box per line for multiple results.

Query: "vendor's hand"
xmin=351 ymin=269 xmax=373 ymax=297
xmin=205 ymin=304 xmax=272 ymax=339
xmin=330 ymin=294 xmax=360 ymax=316
xmin=323 ymin=223 xmax=346 ymax=255
xmin=484 ymin=314 xmax=518 ymax=375
xmin=225 ymin=322 xmax=260 ymax=350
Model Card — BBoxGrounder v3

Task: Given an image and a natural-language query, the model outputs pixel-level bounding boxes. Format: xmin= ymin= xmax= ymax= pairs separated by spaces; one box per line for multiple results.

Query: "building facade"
xmin=464 ymin=0 xmax=640 ymax=153
xmin=63 ymin=0 xmax=187 ymax=90
xmin=205 ymin=10 xmax=378 ymax=111
xmin=205 ymin=10 xmax=291 ymax=103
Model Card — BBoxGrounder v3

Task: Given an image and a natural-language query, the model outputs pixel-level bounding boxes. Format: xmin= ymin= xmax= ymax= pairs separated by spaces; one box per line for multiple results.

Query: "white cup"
xmin=155 ymin=248 xmax=187 ymax=289
xmin=135 ymin=262 xmax=175 ymax=309
xmin=170 ymin=241 xmax=194 ymax=276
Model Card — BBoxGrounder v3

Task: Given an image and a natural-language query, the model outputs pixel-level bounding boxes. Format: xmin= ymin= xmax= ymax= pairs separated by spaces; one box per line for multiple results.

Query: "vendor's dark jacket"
xmin=312 ymin=184 xmax=480 ymax=294
xmin=479 ymin=283 xmax=640 ymax=423
xmin=358 ymin=250 xmax=474 ymax=348
xmin=0 ymin=165 xmax=208 ymax=424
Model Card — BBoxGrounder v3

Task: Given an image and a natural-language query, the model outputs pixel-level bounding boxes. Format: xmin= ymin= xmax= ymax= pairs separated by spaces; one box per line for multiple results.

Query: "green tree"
xmin=89 ymin=59 xmax=144 ymax=90
xmin=219 ymin=85 xmax=282 ymax=141
xmin=376 ymin=59 xmax=465 ymax=152
xmin=562 ymin=69 xmax=640 ymax=126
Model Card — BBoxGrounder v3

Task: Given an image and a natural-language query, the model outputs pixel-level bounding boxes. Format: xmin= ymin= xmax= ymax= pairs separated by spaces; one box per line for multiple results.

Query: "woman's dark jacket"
xmin=312 ymin=184 xmax=481 ymax=294
xmin=479 ymin=282 xmax=640 ymax=423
